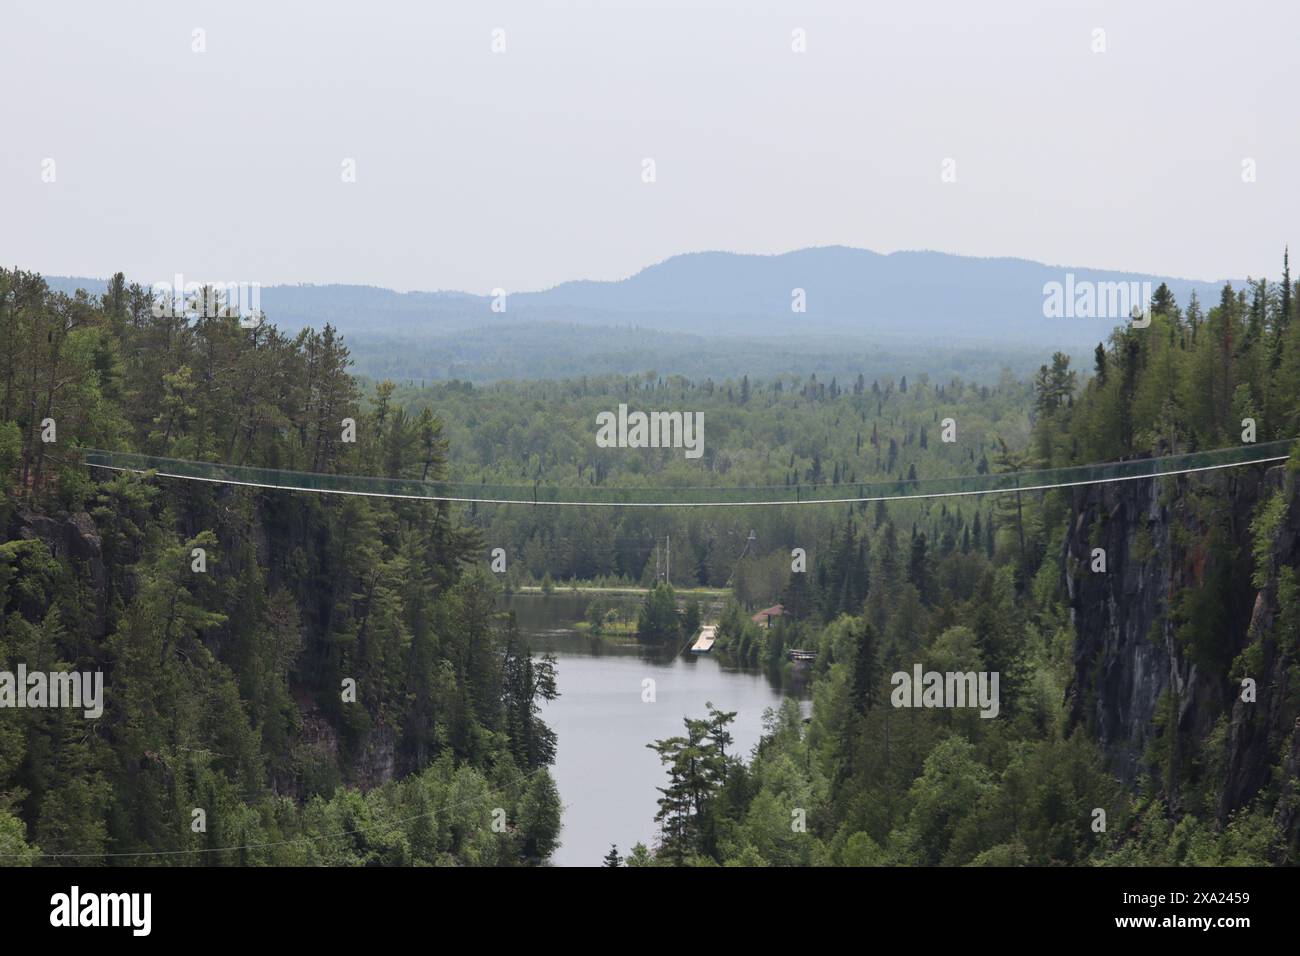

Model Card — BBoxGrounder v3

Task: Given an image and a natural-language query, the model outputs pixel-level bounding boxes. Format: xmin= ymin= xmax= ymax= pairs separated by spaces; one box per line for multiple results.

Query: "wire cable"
xmin=81 ymin=441 xmax=1297 ymax=508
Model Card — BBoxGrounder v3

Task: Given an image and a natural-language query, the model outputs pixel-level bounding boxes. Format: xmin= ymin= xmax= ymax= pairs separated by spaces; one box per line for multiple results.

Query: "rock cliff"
xmin=1064 ymin=462 xmax=1299 ymax=849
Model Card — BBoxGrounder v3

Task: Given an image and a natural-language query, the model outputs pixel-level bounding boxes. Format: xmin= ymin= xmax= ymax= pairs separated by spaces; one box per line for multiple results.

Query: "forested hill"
xmin=0 ymin=269 xmax=561 ymax=865
xmin=609 ymin=265 xmax=1300 ymax=866
xmin=42 ymin=249 xmax=1234 ymax=347
xmin=43 ymin=248 xmax=1237 ymax=383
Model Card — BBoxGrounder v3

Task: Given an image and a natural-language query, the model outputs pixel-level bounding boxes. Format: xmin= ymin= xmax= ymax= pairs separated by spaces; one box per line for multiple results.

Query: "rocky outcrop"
xmin=1223 ymin=468 xmax=1300 ymax=828
xmin=286 ymin=685 xmax=397 ymax=797
xmin=12 ymin=508 xmax=108 ymax=640
xmin=9 ymin=504 xmax=401 ymax=796
xmin=1064 ymin=461 xmax=1299 ymax=845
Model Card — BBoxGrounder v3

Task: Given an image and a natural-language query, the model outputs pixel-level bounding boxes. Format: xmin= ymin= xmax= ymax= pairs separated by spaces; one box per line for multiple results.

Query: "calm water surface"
xmin=504 ymin=592 xmax=808 ymax=867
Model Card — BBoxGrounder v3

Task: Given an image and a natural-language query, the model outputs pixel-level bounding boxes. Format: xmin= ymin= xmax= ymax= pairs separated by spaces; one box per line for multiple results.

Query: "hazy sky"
xmin=3 ymin=0 xmax=1296 ymax=293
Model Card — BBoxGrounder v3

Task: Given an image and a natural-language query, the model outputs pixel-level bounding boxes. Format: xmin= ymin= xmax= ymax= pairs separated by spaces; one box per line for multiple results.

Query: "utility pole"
xmin=666 ymin=535 xmax=670 ymax=586
xmin=726 ymin=530 xmax=758 ymax=588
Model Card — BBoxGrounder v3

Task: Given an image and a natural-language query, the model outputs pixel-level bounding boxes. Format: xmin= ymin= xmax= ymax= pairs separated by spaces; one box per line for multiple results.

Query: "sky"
xmin=2 ymin=0 xmax=1296 ymax=293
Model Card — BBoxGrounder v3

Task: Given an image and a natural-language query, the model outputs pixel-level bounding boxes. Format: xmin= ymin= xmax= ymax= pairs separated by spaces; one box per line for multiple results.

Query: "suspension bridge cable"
xmin=81 ymin=440 xmax=1297 ymax=509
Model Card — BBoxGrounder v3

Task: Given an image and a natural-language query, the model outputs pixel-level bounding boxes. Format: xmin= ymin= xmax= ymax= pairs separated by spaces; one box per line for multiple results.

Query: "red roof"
xmin=751 ymin=604 xmax=785 ymax=623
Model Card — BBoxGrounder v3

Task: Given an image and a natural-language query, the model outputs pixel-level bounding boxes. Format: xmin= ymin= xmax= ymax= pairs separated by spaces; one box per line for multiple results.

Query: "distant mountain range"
xmin=41 ymin=247 xmax=1237 ymax=382
xmin=511 ymin=247 xmax=1234 ymax=346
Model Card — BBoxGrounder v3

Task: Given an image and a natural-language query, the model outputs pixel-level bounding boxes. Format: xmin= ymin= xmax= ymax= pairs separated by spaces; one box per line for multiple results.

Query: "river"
xmin=503 ymin=591 xmax=808 ymax=867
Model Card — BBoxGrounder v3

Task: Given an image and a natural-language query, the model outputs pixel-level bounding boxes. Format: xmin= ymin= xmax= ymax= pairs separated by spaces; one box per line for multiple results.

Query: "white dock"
xmin=690 ymin=625 xmax=717 ymax=653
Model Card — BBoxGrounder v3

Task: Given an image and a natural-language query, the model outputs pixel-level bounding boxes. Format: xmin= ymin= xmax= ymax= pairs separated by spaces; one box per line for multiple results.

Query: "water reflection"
xmin=500 ymin=591 xmax=809 ymax=867
xmin=503 ymin=590 xmax=809 ymax=694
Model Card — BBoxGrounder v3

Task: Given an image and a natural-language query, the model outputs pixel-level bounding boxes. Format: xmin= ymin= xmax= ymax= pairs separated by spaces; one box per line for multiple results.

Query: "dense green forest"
xmin=0 ymin=271 xmax=560 ymax=864
xmin=391 ymin=362 xmax=1034 ymax=608
xmin=3 ymin=257 xmax=1299 ymax=867
xmin=345 ymin=325 xmax=1049 ymax=387
xmin=615 ymin=264 xmax=1300 ymax=865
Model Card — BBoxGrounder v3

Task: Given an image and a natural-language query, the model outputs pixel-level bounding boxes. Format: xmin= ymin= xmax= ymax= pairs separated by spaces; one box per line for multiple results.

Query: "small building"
xmin=751 ymin=604 xmax=785 ymax=629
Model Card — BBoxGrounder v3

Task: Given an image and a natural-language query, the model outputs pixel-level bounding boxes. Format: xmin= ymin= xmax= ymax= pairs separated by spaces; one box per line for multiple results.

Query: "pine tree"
xmin=850 ymin=620 xmax=880 ymax=715
xmin=1151 ymin=281 xmax=1177 ymax=317
xmin=908 ymin=531 xmax=931 ymax=604
xmin=636 ymin=582 xmax=680 ymax=642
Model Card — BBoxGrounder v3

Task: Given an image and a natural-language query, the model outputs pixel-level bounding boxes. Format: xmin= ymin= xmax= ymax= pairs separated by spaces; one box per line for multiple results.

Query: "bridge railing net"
xmin=80 ymin=440 xmax=1297 ymax=507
